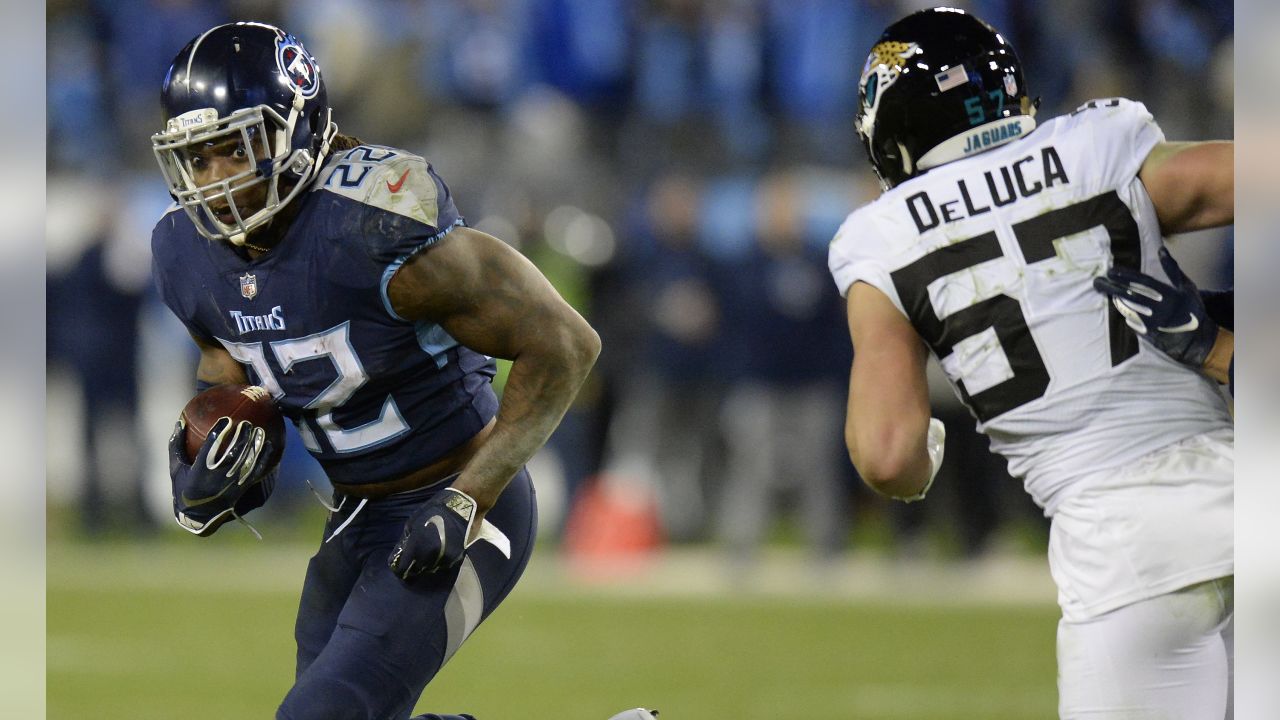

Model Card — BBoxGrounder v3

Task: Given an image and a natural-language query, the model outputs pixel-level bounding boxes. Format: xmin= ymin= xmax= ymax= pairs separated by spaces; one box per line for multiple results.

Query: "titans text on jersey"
xmin=152 ymin=145 xmax=498 ymax=486
xmin=230 ymin=305 xmax=287 ymax=334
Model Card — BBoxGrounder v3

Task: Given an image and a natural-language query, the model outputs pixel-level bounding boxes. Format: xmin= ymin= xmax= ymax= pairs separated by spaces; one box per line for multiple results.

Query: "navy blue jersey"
xmin=152 ymin=144 xmax=498 ymax=485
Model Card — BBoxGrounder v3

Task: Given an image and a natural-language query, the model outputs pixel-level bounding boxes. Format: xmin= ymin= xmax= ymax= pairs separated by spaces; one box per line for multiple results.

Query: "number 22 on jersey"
xmin=219 ymin=322 xmax=409 ymax=454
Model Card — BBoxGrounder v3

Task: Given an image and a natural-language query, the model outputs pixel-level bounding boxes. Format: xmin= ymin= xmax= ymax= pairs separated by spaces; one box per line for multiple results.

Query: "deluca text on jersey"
xmin=907 ymin=146 xmax=1069 ymax=233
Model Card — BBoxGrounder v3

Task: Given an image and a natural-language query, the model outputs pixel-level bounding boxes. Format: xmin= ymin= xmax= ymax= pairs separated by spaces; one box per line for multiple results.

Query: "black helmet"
xmin=856 ymin=7 xmax=1036 ymax=189
xmin=152 ymin=22 xmax=337 ymax=244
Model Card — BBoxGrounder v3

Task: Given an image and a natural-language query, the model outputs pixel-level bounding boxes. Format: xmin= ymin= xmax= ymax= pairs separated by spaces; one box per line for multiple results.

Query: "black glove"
xmin=1093 ymin=247 xmax=1219 ymax=368
xmin=1198 ymin=288 xmax=1234 ymax=332
xmin=388 ymin=487 xmax=479 ymax=581
xmin=169 ymin=417 xmax=278 ymax=537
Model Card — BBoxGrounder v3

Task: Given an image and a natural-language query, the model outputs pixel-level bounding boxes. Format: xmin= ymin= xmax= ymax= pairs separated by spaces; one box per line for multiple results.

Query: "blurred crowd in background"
xmin=46 ymin=0 xmax=1234 ymax=572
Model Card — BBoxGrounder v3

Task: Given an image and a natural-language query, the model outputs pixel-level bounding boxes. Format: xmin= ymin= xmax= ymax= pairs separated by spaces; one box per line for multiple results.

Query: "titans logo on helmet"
xmin=275 ymin=33 xmax=321 ymax=99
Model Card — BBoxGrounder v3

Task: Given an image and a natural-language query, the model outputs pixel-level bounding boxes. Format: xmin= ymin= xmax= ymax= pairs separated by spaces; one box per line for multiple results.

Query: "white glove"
xmin=902 ymin=418 xmax=946 ymax=503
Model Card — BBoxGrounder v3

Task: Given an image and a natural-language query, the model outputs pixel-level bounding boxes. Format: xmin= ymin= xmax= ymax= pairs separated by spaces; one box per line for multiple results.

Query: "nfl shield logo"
xmin=240 ymin=273 xmax=259 ymax=300
xmin=1004 ymin=74 xmax=1018 ymax=97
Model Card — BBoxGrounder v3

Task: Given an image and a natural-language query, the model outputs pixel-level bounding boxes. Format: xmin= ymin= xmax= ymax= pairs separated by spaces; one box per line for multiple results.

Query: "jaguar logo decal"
xmin=858 ymin=41 xmax=920 ymax=137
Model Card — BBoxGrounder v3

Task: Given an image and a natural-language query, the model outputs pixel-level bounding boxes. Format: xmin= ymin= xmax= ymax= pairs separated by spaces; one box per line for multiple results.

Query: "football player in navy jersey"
xmin=829 ymin=8 xmax=1234 ymax=719
xmin=149 ymin=21 xmax=637 ymax=720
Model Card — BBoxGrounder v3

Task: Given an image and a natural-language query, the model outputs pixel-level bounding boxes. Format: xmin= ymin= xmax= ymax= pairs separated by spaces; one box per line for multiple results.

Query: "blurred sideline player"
xmin=829 ymin=8 xmax=1233 ymax=718
xmin=148 ymin=22 xmax=648 ymax=720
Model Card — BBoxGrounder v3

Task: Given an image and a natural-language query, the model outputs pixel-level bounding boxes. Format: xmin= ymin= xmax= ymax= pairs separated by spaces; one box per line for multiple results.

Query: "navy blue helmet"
xmin=856 ymin=7 xmax=1037 ymax=189
xmin=152 ymin=22 xmax=337 ymax=244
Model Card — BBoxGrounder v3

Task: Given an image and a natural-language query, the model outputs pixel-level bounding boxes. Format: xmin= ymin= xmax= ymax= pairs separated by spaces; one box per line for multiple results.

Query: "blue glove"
xmin=388 ymin=487 xmax=479 ymax=581
xmin=169 ymin=416 xmax=278 ymax=536
xmin=1092 ymin=247 xmax=1219 ymax=369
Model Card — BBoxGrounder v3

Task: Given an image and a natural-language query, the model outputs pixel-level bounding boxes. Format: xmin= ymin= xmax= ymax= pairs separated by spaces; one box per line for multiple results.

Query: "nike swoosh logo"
xmin=1160 ymin=315 xmax=1199 ymax=333
xmin=180 ymin=487 xmax=229 ymax=507
xmin=386 ymin=169 xmax=410 ymax=193
xmin=425 ymin=514 xmax=448 ymax=567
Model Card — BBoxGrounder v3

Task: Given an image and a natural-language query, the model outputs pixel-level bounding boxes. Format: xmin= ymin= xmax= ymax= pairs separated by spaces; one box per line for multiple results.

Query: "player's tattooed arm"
xmin=388 ymin=226 xmax=601 ymax=519
xmin=190 ymin=331 xmax=250 ymax=387
xmin=1139 ymin=141 xmax=1233 ymax=234
xmin=844 ymin=282 xmax=936 ymax=500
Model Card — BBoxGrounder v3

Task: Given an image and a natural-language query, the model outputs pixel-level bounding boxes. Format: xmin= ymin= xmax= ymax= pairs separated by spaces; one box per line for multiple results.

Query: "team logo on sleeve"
xmin=275 ymin=34 xmax=321 ymax=99
xmin=240 ymin=273 xmax=259 ymax=300
xmin=858 ymin=41 xmax=920 ymax=138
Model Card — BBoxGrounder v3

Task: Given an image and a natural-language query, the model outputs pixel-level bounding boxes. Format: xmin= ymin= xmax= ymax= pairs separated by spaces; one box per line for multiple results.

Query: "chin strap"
xmin=275 ymin=91 xmax=304 ymax=173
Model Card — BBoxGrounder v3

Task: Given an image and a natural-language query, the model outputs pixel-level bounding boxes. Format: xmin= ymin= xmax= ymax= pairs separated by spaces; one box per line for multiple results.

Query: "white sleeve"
xmin=1077 ymin=98 xmax=1166 ymax=191
xmin=827 ymin=212 xmax=906 ymax=315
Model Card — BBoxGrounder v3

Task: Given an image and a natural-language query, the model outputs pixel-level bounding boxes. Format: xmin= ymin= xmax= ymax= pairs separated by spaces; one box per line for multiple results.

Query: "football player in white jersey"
xmin=828 ymin=8 xmax=1234 ymax=718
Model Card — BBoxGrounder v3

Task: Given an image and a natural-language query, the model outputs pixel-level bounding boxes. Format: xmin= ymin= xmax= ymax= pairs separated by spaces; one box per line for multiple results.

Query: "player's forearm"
xmin=856 ymin=448 xmax=933 ymax=500
xmin=846 ymin=414 xmax=933 ymax=500
xmin=1202 ymin=327 xmax=1234 ymax=385
xmin=452 ymin=326 xmax=600 ymax=512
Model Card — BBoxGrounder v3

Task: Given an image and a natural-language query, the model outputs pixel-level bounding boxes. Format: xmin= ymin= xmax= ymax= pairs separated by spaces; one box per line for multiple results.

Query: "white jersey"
xmin=829 ymin=98 xmax=1232 ymax=513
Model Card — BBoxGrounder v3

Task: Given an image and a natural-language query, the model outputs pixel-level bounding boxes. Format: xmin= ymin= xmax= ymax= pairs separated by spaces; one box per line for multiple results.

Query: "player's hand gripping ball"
xmin=169 ymin=384 xmax=286 ymax=536
xmin=180 ymin=383 xmax=285 ymax=462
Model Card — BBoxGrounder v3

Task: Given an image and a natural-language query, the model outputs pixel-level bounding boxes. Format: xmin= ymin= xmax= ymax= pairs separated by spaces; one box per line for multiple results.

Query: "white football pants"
xmin=1057 ymin=576 xmax=1233 ymax=719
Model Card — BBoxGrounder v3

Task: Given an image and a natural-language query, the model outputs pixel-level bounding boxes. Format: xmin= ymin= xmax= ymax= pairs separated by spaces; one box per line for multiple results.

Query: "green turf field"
xmin=48 ymin=536 xmax=1059 ymax=719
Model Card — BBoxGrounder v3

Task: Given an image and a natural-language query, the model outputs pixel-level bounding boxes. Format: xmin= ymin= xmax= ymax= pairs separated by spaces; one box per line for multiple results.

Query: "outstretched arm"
xmin=1139 ymin=141 xmax=1233 ymax=234
xmin=388 ymin=226 xmax=601 ymax=518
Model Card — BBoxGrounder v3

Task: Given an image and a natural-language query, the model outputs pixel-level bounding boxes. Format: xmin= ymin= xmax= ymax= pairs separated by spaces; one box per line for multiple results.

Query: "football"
xmin=180 ymin=384 xmax=286 ymax=465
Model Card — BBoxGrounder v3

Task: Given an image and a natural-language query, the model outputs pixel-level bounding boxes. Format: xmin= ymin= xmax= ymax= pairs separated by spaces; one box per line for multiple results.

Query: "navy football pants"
xmin=276 ymin=469 xmax=537 ymax=720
